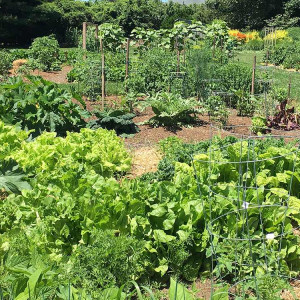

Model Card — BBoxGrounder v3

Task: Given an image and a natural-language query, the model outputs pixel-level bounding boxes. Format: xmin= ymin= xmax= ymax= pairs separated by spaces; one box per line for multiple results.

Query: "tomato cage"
xmin=191 ymin=124 xmax=300 ymax=299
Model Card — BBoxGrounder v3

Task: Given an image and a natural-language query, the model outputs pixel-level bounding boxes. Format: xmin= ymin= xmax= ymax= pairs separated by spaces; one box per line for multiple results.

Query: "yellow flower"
xmin=264 ymin=30 xmax=289 ymax=41
xmin=229 ymin=29 xmax=239 ymax=36
xmin=245 ymin=31 xmax=262 ymax=43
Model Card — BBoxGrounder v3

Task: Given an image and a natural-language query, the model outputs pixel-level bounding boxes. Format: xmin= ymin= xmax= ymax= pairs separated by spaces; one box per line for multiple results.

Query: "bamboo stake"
xmin=125 ymin=38 xmax=130 ymax=79
xmin=95 ymin=24 xmax=99 ymax=52
xmin=176 ymin=36 xmax=180 ymax=74
xmin=100 ymin=38 xmax=105 ymax=109
xmin=82 ymin=22 xmax=87 ymax=59
xmin=251 ymin=56 xmax=256 ymax=95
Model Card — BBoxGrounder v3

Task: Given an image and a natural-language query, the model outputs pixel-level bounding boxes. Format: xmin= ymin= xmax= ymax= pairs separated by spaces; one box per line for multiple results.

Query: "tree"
xmin=0 ymin=0 xmax=91 ymax=45
xmin=0 ymin=0 xmax=42 ymax=45
xmin=205 ymin=0 xmax=286 ymax=29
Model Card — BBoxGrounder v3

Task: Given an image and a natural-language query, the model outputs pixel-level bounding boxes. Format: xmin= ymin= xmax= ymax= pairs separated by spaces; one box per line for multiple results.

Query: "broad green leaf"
xmin=153 ymin=230 xmax=176 ymax=243
xmin=169 ymin=278 xmax=193 ymax=300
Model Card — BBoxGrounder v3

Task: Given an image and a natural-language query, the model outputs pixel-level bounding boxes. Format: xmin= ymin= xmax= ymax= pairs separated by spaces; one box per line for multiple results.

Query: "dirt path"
xmin=31 ymin=66 xmax=72 ymax=84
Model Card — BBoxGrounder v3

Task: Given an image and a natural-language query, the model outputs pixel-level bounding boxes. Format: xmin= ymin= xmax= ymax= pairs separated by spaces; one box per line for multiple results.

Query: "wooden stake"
xmin=95 ymin=24 xmax=98 ymax=39
xmin=125 ymin=38 xmax=130 ymax=79
xmin=251 ymin=55 xmax=256 ymax=95
xmin=100 ymin=38 xmax=105 ymax=109
xmin=288 ymin=75 xmax=292 ymax=99
xmin=176 ymin=37 xmax=180 ymax=74
xmin=183 ymin=38 xmax=186 ymax=67
xmin=213 ymin=36 xmax=216 ymax=59
xmin=82 ymin=22 xmax=87 ymax=59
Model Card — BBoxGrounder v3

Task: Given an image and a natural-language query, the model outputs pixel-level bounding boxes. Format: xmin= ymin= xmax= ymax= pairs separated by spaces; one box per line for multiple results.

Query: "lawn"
xmin=234 ymin=50 xmax=300 ymax=102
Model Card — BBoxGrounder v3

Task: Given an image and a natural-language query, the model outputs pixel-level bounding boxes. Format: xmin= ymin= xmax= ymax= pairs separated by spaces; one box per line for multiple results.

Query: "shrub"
xmin=59 ymin=48 xmax=83 ymax=66
xmin=287 ymin=27 xmax=300 ymax=41
xmin=126 ymin=48 xmax=177 ymax=94
xmin=283 ymin=51 xmax=300 ymax=70
xmin=214 ymin=63 xmax=252 ymax=92
xmin=186 ymin=47 xmax=215 ymax=99
xmin=29 ymin=35 xmax=61 ymax=71
xmin=78 ymin=27 xmax=99 ymax=52
xmin=9 ymin=49 xmax=29 ymax=61
xmin=243 ymin=39 xmax=264 ymax=50
xmin=68 ymin=57 xmax=102 ymax=99
xmin=266 ymin=41 xmax=300 ymax=70
xmin=235 ymin=90 xmax=260 ymax=116
xmin=0 ymin=50 xmax=12 ymax=76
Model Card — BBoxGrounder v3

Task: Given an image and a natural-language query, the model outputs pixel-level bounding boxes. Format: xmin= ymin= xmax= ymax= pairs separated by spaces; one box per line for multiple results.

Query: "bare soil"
xmin=31 ymin=66 xmax=72 ymax=84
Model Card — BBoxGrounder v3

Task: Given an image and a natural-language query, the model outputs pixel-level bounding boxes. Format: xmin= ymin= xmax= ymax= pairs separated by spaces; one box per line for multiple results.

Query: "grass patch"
xmin=234 ymin=50 xmax=300 ymax=101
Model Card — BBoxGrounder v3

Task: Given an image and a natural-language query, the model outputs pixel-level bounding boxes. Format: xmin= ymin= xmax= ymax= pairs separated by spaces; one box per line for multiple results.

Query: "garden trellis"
xmin=192 ymin=125 xmax=300 ymax=299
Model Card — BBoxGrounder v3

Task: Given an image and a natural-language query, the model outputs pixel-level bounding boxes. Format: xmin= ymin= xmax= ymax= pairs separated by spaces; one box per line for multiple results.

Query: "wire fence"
xmin=192 ymin=124 xmax=300 ymax=299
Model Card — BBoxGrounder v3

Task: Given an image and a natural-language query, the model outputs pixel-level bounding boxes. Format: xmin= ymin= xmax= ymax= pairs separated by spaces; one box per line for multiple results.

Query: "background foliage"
xmin=0 ymin=0 xmax=299 ymax=46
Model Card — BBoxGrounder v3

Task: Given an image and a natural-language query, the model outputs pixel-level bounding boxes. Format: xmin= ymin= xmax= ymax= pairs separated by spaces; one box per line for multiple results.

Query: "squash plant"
xmin=0 ymin=76 xmax=89 ymax=136
xmin=98 ymin=23 xmax=125 ymax=51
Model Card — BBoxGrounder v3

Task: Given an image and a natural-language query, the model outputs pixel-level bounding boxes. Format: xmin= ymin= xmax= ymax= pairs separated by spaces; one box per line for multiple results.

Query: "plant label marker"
xmin=242 ymin=201 xmax=250 ymax=209
xmin=266 ymin=233 xmax=275 ymax=240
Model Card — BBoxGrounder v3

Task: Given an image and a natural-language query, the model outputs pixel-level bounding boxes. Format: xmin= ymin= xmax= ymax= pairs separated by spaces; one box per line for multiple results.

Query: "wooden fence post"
xmin=83 ymin=22 xmax=87 ymax=59
xmin=100 ymin=38 xmax=105 ymax=109
xmin=251 ymin=56 xmax=256 ymax=95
